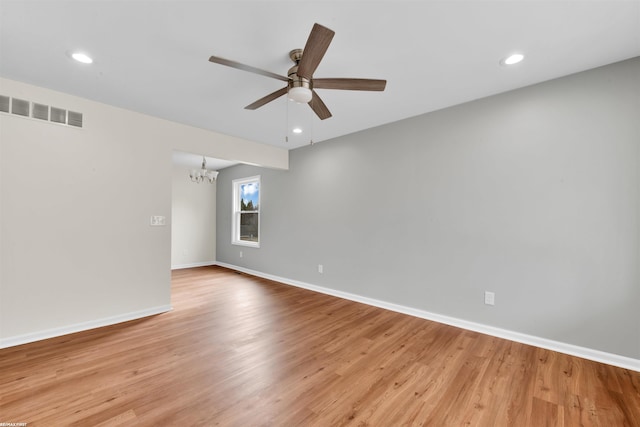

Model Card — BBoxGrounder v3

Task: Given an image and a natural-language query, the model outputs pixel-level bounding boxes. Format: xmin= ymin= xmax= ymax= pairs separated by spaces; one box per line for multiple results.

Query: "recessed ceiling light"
xmin=71 ymin=52 xmax=93 ymax=64
xmin=292 ymin=128 xmax=303 ymax=134
xmin=500 ymin=53 xmax=524 ymax=66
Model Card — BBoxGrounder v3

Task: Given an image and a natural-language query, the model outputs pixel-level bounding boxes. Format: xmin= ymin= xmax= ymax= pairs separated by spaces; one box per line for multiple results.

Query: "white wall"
xmin=216 ymin=57 xmax=640 ymax=365
xmin=0 ymin=77 xmax=288 ymax=347
xmin=171 ymin=160 xmax=216 ymax=269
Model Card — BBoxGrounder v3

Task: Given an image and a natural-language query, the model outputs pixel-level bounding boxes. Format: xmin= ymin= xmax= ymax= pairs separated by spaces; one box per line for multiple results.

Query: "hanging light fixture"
xmin=190 ymin=156 xmax=219 ymax=183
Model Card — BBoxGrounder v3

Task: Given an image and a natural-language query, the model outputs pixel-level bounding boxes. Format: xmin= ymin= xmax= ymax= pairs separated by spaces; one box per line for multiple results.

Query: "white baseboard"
xmin=171 ymin=261 xmax=217 ymax=270
xmin=216 ymin=262 xmax=640 ymax=372
xmin=0 ymin=305 xmax=173 ymax=349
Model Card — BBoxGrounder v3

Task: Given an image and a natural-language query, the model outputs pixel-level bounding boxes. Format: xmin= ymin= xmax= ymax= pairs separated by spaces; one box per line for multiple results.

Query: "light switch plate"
xmin=150 ymin=215 xmax=166 ymax=226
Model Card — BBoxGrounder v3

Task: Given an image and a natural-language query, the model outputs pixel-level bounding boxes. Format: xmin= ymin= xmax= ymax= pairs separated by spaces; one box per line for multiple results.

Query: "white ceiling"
xmin=1 ymin=1 xmax=639 ymax=151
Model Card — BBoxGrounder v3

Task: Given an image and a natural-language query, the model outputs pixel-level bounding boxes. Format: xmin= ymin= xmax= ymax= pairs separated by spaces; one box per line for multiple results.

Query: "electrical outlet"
xmin=239 ymin=251 xmax=243 ymax=258
xmin=484 ymin=291 xmax=495 ymax=306
xmin=318 ymin=264 xmax=323 ymax=274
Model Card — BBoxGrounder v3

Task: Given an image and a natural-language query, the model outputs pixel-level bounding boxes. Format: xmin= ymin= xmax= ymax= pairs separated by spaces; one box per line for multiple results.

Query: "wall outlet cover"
xmin=484 ymin=291 xmax=495 ymax=306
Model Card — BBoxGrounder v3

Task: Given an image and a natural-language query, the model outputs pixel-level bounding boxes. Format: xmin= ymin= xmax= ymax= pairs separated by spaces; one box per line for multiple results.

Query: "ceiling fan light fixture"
xmin=288 ymin=86 xmax=312 ymax=104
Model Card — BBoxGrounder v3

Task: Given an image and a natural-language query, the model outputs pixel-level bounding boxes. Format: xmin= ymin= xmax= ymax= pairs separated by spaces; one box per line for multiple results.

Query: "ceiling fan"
xmin=208 ymin=23 xmax=386 ymax=120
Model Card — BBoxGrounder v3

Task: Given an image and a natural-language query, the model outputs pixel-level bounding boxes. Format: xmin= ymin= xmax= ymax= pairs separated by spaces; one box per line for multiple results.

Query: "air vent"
xmin=11 ymin=98 xmax=30 ymax=117
xmin=50 ymin=107 xmax=66 ymax=124
xmin=67 ymin=111 xmax=83 ymax=127
xmin=32 ymin=103 xmax=49 ymax=121
xmin=1 ymin=95 xmax=83 ymax=128
xmin=0 ymin=95 xmax=9 ymax=113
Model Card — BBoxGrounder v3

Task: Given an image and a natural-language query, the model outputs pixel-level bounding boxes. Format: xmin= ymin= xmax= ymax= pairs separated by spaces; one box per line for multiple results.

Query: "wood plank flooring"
xmin=1 ymin=266 xmax=639 ymax=426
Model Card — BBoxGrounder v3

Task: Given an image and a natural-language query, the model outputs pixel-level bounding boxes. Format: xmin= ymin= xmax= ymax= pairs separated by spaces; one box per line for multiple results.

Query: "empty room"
xmin=1 ymin=1 xmax=639 ymax=426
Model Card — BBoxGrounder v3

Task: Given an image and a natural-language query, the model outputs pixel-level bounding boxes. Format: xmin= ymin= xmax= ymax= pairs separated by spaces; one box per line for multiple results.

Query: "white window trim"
xmin=232 ymin=175 xmax=260 ymax=248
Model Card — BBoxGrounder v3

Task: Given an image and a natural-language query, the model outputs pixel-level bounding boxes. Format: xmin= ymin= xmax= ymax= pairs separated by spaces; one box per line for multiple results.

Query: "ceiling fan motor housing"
xmin=288 ymin=66 xmax=312 ymax=89
xmin=287 ymin=54 xmax=312 ymax=103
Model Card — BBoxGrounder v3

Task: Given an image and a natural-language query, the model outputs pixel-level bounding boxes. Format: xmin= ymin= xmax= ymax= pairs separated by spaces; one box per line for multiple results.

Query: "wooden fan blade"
xmin=309 ymin=90 xmax=332 ymax=120
xmin=313 ymin=78 xmax=387 ymax=91
xmin=209 ymin=56 xmax=289 ymax=82
xmin=245 ymin=87 xmax=288 ymax=110
xmin=296 ymin=23 xmax=335 ymax=80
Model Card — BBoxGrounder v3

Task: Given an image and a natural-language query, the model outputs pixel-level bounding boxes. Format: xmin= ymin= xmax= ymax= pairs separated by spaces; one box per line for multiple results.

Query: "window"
xmin=232 ymin=175 xmax=260 ymax=247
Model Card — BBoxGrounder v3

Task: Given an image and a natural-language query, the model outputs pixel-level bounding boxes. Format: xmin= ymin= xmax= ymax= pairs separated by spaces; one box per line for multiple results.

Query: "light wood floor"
xmin=1 ymin=266 xmax=639 ymax=426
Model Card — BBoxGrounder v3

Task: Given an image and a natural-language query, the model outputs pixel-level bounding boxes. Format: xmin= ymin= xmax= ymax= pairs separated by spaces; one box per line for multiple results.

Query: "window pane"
xmin=240 ymin=213 xmax=259 ymax=242
xmin=240 ymin=182 xmax=259 ymax=211
xmin=232 ymin=175 xmax=260 ymax=247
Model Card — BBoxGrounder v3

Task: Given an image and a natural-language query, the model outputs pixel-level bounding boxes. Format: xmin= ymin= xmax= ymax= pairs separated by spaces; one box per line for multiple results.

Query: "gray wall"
xmin=217 ymin=57 xmax=640 ymax=359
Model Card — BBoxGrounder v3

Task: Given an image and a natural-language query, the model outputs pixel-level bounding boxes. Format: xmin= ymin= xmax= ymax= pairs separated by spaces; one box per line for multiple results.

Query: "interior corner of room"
xmin=1 ymin=0 xmax=639 ymax=385
xmin=3 ymin=57 xmax=639 ymax=370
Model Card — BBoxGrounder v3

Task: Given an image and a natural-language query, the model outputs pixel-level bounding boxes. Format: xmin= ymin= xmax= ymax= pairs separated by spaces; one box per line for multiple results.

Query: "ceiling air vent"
xmin=11 ymin=98 xmax=30 ymax=117
xmin=32 ymin=103 xmax=49 ymax=121
xmin=1 ymin=95 xmax=83 ymax=129
xmin=50 ymin=107 xmax=66 ymax=124
xmin=0 ymin=95 xmax=9 ymax=113
xmin=67 ymin=111 xmax=83 ymax=127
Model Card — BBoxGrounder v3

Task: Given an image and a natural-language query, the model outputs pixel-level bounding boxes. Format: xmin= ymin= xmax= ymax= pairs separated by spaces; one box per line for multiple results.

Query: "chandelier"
xmin=190 ymin=156 xmax=219 ymax=183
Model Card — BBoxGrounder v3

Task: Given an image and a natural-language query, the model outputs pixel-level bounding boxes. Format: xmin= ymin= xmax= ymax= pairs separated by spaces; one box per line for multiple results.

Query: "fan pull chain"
xmin=285 ymin=97 xmax=289 ymax=143
xmin=309 ymin=103 xmax=314 ymax=145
